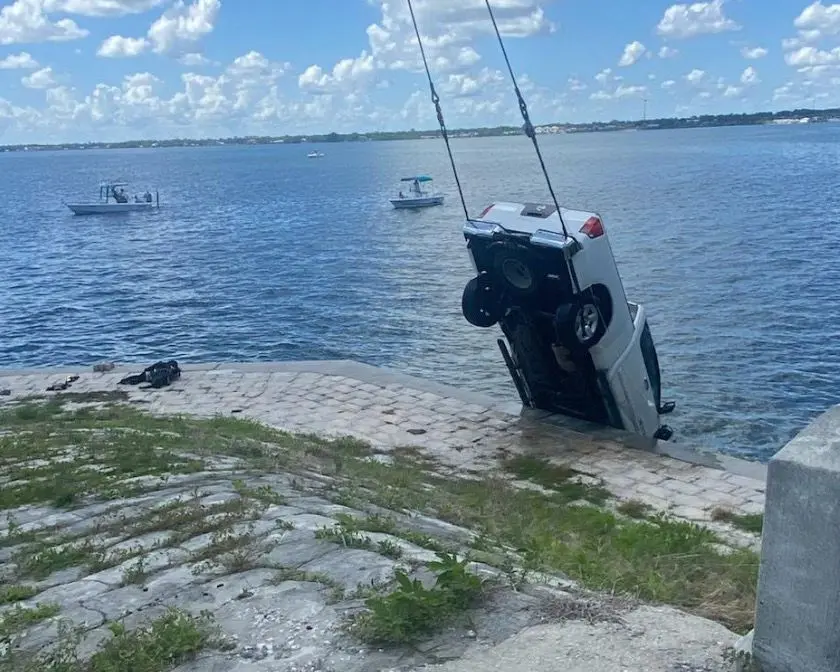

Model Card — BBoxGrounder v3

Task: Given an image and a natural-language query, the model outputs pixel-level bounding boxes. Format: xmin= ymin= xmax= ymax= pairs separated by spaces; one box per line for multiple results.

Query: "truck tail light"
xmin=579 ymin=216 xmax=604 ymax=238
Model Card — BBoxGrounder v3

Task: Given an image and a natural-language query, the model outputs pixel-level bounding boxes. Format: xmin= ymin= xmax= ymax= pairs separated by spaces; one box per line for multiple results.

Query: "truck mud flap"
xmin=497 ymin=338 xmax=532 ymax=407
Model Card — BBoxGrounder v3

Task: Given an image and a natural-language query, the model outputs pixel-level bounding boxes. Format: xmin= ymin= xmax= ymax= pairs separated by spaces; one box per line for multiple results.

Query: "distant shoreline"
xmin=2 ymin=106 xmax=837 ymax=153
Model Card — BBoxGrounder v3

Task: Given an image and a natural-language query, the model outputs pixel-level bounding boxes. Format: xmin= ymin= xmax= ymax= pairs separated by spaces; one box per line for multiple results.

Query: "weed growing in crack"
xmin=358 ymin=514 xmax=397 ymax=533
xmin=14 ymin=540 xmax=102 ymax=580
xmin=0 ymin=585 xmax=37 ymax=605
xmin=232 ymin=480 xmax=287 ymax=506
xmin=710 ymin=508 xmax=763 ymax=534
xmin=272 ymin=567 xmax=346 ymax=603
xmin=503 ymin=455 xmax=611 ymax=505
xmin=0 ymin=603 xmax=60 ymax=641
xmin=190 ymin=523 xmax=276 ymax=575
xmin=1 ymin=607 xmax=229 ymax=672
xmin=121 ymin=556 xmax=149 ymax=586
xmin=376 ymin=539 xmax=403 ymax=559
xmin=616 ymin=499 xmax=653 ymax=519
xmin=0 ymin=517 xmax=39 ymax=549
xmin=349 ymin=551 xmax=485 ymax=644
xmin=315 ymin=514 xmax=402 ymax=559
xmin=315 ymin=516 xmax=374 ymax=550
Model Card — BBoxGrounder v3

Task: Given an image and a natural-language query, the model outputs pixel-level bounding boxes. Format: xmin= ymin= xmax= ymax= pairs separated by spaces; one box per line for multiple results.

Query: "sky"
xmin=0 ymin=0 xmax=838 ymax=144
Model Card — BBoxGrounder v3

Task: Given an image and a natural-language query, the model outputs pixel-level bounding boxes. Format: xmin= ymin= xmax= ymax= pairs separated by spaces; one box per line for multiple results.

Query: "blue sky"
xmin=0 ymin=0 xmax=837 ymax=143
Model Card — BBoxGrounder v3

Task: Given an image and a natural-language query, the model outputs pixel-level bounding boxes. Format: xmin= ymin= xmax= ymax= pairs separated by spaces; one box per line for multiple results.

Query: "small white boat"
xmin=307 ymin=151 xmax=325 ymax=158
xmin=66 ymin=182 xmax=160 ymax=216
xmin=390 ymin=175 xmax=445 ymax=209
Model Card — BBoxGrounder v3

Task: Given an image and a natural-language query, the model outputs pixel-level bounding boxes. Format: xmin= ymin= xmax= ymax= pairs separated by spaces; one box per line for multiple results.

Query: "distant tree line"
xmin=2 ymin=107 xmax=837 ymax=152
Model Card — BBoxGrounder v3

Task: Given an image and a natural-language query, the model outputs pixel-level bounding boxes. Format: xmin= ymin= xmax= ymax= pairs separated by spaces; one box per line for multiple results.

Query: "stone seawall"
xmin=0 ymin=359 xmax=765 ymax=538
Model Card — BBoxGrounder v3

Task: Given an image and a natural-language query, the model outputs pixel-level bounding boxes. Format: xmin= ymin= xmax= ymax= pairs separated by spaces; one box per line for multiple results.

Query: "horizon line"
xmin=2 ymin=105 xmax=836 ymax=150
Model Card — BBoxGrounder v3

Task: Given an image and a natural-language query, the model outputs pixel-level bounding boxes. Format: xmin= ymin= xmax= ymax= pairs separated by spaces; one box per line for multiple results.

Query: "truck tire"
xmin=555 ymin=297 xmax=606 ymax=350
xmin=461 ymin=275 xmax=500 ymax=328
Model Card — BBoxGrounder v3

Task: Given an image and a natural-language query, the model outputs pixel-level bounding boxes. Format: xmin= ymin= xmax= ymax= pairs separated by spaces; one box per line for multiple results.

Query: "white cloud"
xmin=19 ymin=49 xmax=297 ymax=135
xmin=178 ymin=52 xmax=211 ymax=66
xmin=42 ymin=0 xmax=166 ymax=16
xmin=723 ymin=85 xmax=742 ymax=97
xmin=782 ymin=2 xmax=840 ymax=51
xmin=98 ymin=35 xmax=148 ymax=57
xmin=741 ymin=46 xmax=768 ymax=59
xmin=656 ymin=0 xmax=740 ymax=39
xmin=97 ymin=0 xmax=220 ymax=58
xmin=594 ymin=67 xmax=613 ymax=85
xmin=299 ymin=51 xmax=375 ymax=93
xmin=22 ymin=65 xmax=56 ymax=88
xmin=661 ymin=79 xmax=676 ymax=89
xmin=567 ymin=76 xmax=586 ymax=91
xmin=794 ymin=1 xmax=840 ymax=39
xmin=0 ymin=51 xmax=38 ymax=69
xmin=618 ymin=40 xmax=646 ymax=67
xmin=0 ymin=0 xmax=88 ymax=45
xmin=773 ymin=83 xmax=796 ymax=101
xmin=299 ymin=0 xmax=555 ymax=103
xmin=146 ymin=0 xmax=219 ymax=54
xmin=441 ymin=67 xmax=504 ymax=97
xmin=740 ymin=65 xmax=759 ymax=85
xmin=658 ymin=45 xmax=679 ymax=58
xmin=615 ymin=84 xmax=646 ymax=98
xmin=589 ymin=84 xmax=647 ymax=101
xmin=785 ymin=45 xmax=840 ymax=66
xmin=685 ymin=68 xmax=706 ymax=83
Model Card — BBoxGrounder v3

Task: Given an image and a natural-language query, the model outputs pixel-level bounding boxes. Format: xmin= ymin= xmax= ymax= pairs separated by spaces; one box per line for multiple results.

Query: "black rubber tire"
xmin=555 ymin=298 xmax=606 ymax=350
xmin=492 ymin=244 xmax=540 ymax=296
xmin=461 ymin=276 xmax=500 ymax=328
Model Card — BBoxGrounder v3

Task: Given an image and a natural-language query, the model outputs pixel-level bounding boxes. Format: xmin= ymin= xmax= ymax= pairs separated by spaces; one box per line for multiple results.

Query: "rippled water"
xmin=2 ymin=124 xmax=840 ymax=461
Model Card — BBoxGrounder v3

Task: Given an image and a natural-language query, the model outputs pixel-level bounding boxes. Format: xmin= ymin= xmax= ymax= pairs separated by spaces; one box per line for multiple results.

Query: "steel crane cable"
xmin=482 ymin=0 xmax=570 ymax=239
xmin=405 ymin=0 xmax=470 ymax=221
xmin=482 ymin=0 xmax=595 ymax=313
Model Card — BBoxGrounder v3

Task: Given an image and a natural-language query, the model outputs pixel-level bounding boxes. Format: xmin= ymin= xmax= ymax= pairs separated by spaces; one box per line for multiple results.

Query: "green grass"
xmin=710 ymin=508 xmax=764 ymax=534
xmin=350 ymin=551 xmax=486 ymax=644
xmin=0 ymin=603 xmax=60 ymax=640
xmin=0 ymin=585 xmax=37 ymax=604
xmin=503 ymin=455 xmax=611 ymax=505
xmin=328 ymin=454 xmax=760 ymax=633
xmin=616 ymin=499 xmax=654 ymax=519
xmin=3 ymin=608 xmax=223 ymax=672
xmin=0 ymin=395 xmax=760 ymax=637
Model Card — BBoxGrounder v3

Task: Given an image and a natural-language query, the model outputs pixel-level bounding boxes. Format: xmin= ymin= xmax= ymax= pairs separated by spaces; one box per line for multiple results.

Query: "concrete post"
xmin=752 ymin=405 xmax=840 ymax=672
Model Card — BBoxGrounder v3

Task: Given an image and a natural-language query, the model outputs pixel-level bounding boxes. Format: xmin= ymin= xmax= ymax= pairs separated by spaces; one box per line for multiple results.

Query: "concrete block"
xmin=752 ymin=404 xmax=840 ymax=672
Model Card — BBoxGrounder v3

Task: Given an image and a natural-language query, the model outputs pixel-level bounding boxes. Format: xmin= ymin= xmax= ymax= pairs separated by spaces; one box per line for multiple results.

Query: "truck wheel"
xmin=492 ymin=244 xmax=539 ymax=296
xmin=556 ymin=298 xmax=606 ymax=349
xmin=462 ymin=276 xmax=499 ymax=328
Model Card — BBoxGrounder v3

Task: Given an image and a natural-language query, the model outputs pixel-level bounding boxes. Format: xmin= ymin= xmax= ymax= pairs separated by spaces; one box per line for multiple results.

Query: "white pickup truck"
xmin=460 ymin=200 xmax=675 ymax=441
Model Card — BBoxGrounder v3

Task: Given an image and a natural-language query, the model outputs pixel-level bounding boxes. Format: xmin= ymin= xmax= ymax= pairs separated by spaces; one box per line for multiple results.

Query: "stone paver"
xmin=0 ymin=362 xmax=766 ymax=530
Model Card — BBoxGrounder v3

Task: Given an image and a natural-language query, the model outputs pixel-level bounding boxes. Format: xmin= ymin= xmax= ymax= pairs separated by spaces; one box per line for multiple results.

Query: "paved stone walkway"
xmin=0 ymin=361 xmax=765 ymax=536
